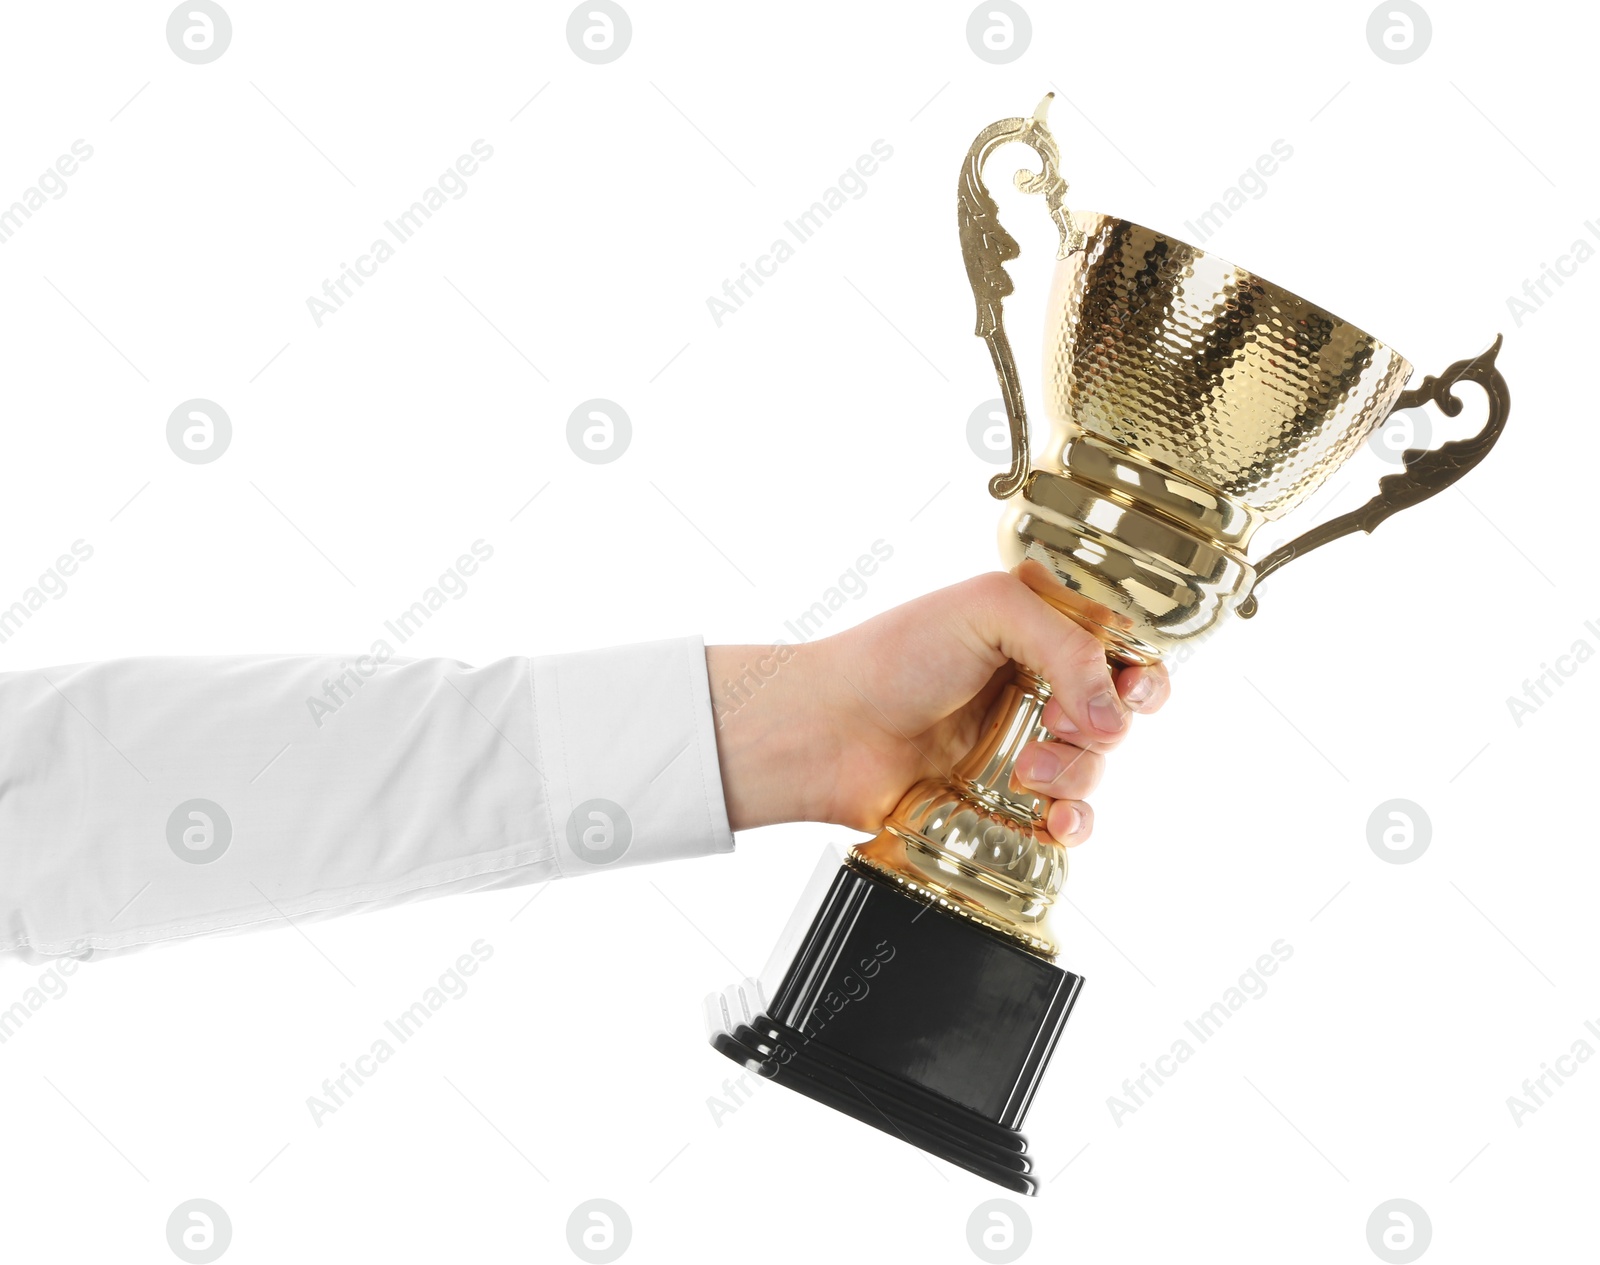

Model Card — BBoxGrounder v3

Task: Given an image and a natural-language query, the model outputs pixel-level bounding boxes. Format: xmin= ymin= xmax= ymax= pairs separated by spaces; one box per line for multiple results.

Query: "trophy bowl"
xmin=1002 ymin=209 xmax=1417 ymax=662
xmin=962 ymin=103 xmax=1510 ymax=665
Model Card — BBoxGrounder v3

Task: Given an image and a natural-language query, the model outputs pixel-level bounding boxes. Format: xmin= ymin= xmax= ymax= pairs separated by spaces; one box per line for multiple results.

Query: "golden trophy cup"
xmin=708 ymin=95 xmax=1510 ymax=1193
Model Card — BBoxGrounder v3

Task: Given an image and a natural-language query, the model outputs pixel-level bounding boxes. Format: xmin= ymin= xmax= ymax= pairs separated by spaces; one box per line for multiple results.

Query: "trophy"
xmin=706 ymin=95 xmax=1510 ymax=1193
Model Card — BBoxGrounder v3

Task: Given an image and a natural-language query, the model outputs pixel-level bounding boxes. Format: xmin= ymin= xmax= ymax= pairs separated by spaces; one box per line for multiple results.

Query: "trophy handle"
xmin=958 ymin=93 xmax=1084 ymax=500
xmin=1238 ymin=335 xmax=1512 ymax=619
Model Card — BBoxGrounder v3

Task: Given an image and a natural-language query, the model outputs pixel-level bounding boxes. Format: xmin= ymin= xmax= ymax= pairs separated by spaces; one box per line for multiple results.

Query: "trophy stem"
xmin=851 ymin=665 xmax=1066 ymax=958
xmin=952 ymin=667 xmax=1053 ymax=823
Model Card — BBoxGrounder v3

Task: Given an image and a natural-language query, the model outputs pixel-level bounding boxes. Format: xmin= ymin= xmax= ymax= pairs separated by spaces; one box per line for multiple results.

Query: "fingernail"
xmin=1018 ymin=746 xmax=1062 ymax=786
xmin=1088 ymin=690 xmax=1127 ymax=732
xmin=1044 ymin=701 xmax=1079 ymax=735
xmin=1056 ymin=802 xmax=1084 ymax=838
xmin=1124 ymin=674 xmax=1155 ymax=708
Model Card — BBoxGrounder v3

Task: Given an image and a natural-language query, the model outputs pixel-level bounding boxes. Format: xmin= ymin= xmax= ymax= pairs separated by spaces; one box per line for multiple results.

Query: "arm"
xmin=0 ymin=572 xmax=1165 ymax=963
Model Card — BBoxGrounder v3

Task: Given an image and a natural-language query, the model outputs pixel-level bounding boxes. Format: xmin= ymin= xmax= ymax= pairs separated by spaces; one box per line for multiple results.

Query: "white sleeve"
xmin=0 ymin=635 xmax=733 ymax=962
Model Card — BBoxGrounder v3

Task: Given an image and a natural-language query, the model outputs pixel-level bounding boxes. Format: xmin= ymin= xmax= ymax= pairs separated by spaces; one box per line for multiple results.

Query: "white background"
xmin=0 ymin=1 xmax=1594 ymax=1262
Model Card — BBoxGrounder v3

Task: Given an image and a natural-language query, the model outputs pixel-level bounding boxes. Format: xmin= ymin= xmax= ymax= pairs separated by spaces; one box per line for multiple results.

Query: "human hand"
xmin=707 ymin=571 xmax=1169 ymax=846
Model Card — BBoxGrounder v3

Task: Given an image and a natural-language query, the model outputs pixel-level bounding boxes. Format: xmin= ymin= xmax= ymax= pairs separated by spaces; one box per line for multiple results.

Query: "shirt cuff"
xmin=531 ymin=634 xmax=734 ymax=876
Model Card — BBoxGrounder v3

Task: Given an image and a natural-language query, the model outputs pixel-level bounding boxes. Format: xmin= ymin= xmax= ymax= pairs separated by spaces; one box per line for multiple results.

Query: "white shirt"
xmin=0 ymin=637 xmax=733 ymax=962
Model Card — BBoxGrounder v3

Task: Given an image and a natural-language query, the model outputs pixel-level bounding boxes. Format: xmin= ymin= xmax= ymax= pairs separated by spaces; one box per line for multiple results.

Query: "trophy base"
xmin=706 ymin=858 xmax=1083 ymax=1195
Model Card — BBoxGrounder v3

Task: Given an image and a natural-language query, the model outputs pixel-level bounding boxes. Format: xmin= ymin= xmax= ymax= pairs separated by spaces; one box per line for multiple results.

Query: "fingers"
xmin=1015 ymin=739 xmax=1101 ymax=846
xmin=1046 ymin=797 xmax=1094 ymax=846
xmin=1014 ymin=740 xmax=1103 ymax=802
xmin=1115 ymin=660 xmax=1170 ymax=714
xmin=962 ymin=573 xmax=1133 ymax=746
xmin=952 ymin=571 xmax=1173 ymax=850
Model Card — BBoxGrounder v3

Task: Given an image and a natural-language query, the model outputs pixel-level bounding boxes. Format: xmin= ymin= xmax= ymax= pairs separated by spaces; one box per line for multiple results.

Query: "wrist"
xmin=705 ymin=643 xmax=839 ymax=832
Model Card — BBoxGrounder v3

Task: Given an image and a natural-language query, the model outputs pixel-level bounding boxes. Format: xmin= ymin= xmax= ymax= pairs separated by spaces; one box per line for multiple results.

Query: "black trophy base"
xmin=706 ymin=858 xmax=1082 ymax=1194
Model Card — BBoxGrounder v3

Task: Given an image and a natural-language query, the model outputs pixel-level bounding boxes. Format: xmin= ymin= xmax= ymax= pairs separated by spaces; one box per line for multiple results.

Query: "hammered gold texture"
xmin=1045 ymin=212 xmax=1415 ymax=519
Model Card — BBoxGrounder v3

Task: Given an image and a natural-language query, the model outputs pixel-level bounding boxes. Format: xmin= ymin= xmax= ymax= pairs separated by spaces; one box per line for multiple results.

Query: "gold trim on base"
xmin=844 ymin=852 xmax=1057 ymax=958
